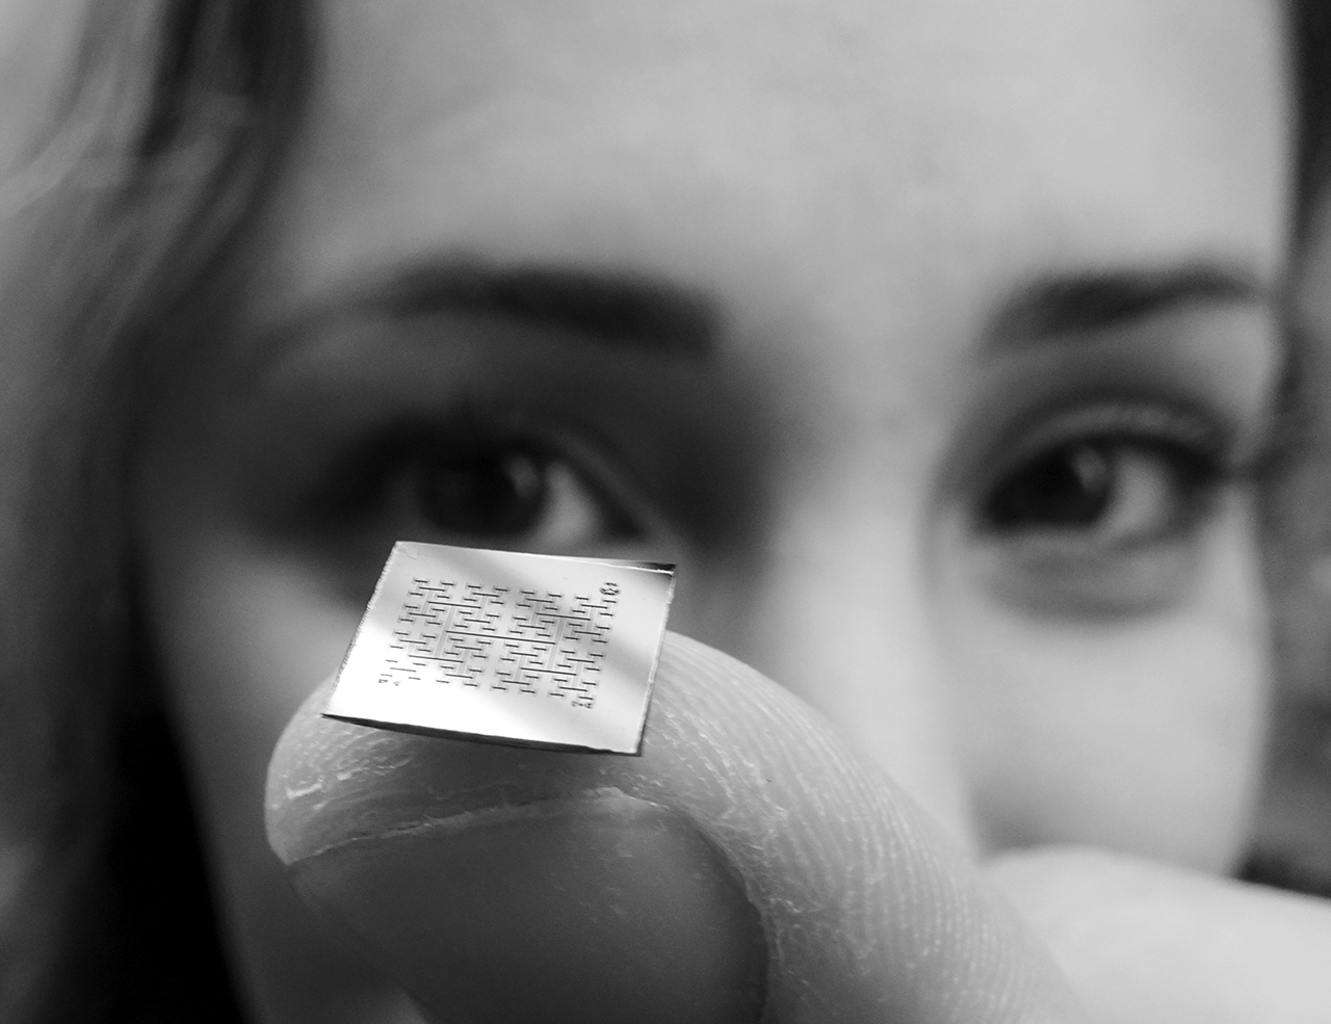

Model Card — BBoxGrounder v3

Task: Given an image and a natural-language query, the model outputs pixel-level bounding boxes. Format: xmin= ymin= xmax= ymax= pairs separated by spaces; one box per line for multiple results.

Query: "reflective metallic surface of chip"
xmin=324 ymin=542 xmax=676 ymax=754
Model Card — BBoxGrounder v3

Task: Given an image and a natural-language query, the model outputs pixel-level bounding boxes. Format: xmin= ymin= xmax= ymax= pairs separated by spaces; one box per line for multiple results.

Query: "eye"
xmin=406 ymin=439 xmax=639 ymax=548
xmin=314 ymin=417 xmax=650 ymax=556
xmin=967 ymin=402 xmax=1241 ymax=613
xmin=979 ymin=438 xmax=1209 ymax=550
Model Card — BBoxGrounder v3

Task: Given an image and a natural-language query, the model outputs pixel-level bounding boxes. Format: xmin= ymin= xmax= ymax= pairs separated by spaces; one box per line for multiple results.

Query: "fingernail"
xmin=286 ymin=790 xmax=767 ymax=1024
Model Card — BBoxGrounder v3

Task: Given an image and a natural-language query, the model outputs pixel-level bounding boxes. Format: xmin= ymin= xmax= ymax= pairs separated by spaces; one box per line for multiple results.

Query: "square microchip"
xmin=324 ymin=542 xmax=676 ymax=754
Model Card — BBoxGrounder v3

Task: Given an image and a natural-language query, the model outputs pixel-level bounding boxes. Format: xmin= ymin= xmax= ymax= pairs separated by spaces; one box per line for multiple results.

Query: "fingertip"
xmin=266 ymin=633 xmax=1087 ymax=1023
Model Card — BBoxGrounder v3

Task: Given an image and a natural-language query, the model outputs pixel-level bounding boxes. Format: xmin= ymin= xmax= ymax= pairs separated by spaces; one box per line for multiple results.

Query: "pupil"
xmin=418 ymin=449 xmax=548 ymax=535
xmin=984 ymin=442 xmax=1114 ymax=530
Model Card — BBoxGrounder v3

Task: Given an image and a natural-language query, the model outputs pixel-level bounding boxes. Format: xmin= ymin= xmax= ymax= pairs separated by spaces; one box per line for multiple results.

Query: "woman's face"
xmin=134 ymin=0 xmax=1288 ymax=1019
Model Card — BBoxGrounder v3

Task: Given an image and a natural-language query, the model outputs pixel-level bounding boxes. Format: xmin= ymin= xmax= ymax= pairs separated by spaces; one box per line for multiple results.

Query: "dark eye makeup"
xmin=240 ymin=292 xmax=1281 ymax=624
xmin=975 ymin=400 xmax=1234 ymax=549
xmin=965 ymin=393 xmax=1273 ymax=614
xmin=305 ymin=411 xmax=650 ymax=553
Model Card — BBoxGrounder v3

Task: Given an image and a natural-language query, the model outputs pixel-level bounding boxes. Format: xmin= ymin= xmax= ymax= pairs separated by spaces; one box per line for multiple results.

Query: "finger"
xmin=268 ymin=632 xmax=1086 ymax=1024
xmin=989 ymin=846 xmax=1331 ymax=1024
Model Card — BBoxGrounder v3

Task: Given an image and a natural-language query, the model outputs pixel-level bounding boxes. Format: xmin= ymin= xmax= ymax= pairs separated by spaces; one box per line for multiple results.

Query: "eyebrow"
xmin=282 ymin=256 xmax=722 ymax=357
xmin=987 ymin=262 xmax=1272 ymax=347
xmin=266 ymin=256 xmax=1273 ymax=373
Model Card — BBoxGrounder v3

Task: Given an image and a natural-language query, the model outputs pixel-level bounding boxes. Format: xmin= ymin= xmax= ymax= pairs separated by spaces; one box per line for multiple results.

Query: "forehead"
xmin=253 ymin=0 xmax=1287 ymax=324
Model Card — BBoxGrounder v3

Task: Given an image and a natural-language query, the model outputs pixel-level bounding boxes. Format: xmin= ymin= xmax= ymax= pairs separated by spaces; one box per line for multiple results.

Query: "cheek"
xmin=944 ymin=514 xmax=1270 ymax=872
xmin=136 ymin=474 xmax=433 ymax=1017
xmin=135 ymin=442 xmax=363 ymax=888
xmin=141 ymin=524 xmax=359 ymax=763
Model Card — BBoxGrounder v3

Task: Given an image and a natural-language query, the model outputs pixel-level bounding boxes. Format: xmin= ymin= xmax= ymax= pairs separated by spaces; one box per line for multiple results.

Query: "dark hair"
xmin=0 ymin=3 xmax=307 ymax=1020
xmin=1292 ymin=1 xmax=1331 ymax=235
xmin=1267 ymin=1 xmax=1331 ymax=700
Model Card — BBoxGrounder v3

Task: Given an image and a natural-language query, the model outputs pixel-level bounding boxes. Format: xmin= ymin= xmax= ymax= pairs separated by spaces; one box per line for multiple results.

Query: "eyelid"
xmin=301 ymin=406 xmax=667 ymax=540
xmin=957 ymin=399 xmax=1247 ymax=618
xmin=939 ymin=304 xmax=1280 ymax=511
xmin=975 ymin=397 xmax=1234 ymax=495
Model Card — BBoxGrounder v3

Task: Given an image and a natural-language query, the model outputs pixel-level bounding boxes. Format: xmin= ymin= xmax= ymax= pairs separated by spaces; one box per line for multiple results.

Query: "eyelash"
xmin=955 ymin=394 xmax=1272 ymax=613
xmin=307 ymin=411 xmax=645 ymax=544
xmin=299 ymin=388 xmax=1271 ymax=617
xmin=974 ymin=400 xmax=1237 ymax=537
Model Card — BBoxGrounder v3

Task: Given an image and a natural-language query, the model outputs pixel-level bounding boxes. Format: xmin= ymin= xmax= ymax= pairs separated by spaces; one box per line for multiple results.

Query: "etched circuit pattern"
xmin=379 ymin=577 xmax=621 ymax=709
